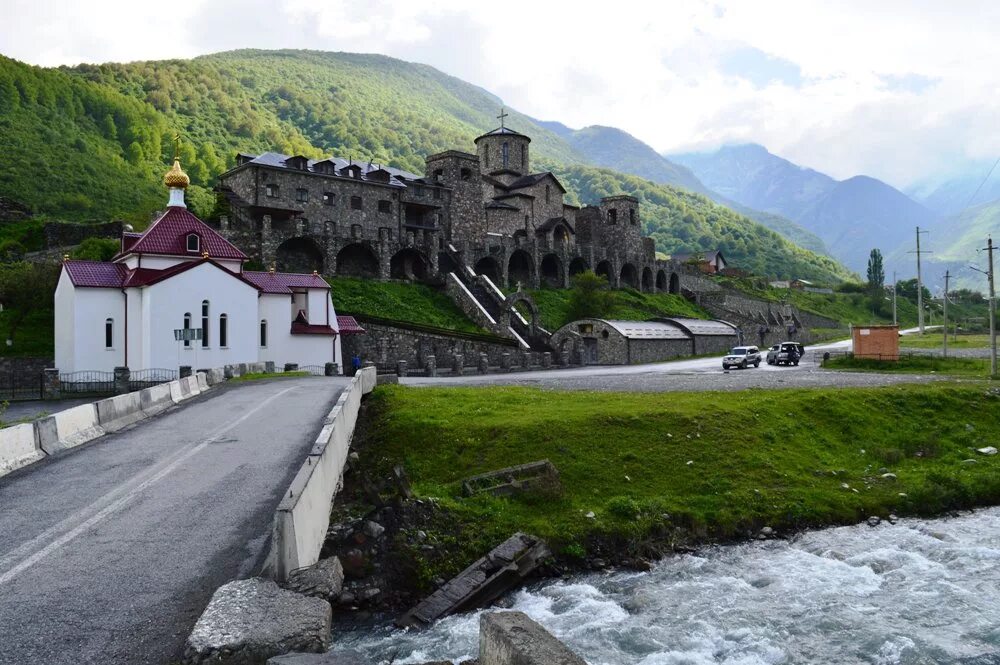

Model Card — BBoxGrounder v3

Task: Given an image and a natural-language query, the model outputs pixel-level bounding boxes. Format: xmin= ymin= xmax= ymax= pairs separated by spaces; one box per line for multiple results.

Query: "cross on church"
xmin=172 ymin=133 xmax=182 ymax=160
xmin=497 ymin=108 xmax=508 ymax=129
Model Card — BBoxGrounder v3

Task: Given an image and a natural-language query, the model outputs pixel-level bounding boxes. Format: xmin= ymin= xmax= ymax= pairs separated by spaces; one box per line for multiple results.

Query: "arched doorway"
xmin=669 ymin=272 xmax=680 ymax=294
xmin=474 ymin=257 xmax=501 ymax=285
xmin=620 ymin=263 xmax=638 ymax=289
xmin=390 ymin=248 xmax=428 ymax=281
xmin=641 ymin=267 xmax=653 ymax=292
xmin=540 ymin=253 xmax=562 ymax=288
xmin=508 ymin=249 xmax=534 ymax=289
xmin=276 ymin=237 xmax=324 ymax=273
xmin=335 ymin=243 xmax=379 ymax=278
xmin=595 ymin=260 xmax=612 ymax=283
xmin=568 ymin=257 xmax=588 ymax=278
xmin=656 ymin=270 xmax=667 ymax=292
xmin=438 ymin=251 xmax=458 ymax=275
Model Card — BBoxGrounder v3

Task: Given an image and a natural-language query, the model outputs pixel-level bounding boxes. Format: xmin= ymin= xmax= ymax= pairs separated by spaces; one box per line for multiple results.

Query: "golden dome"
xmin=163 ymin=158 xmax=190 ymax=189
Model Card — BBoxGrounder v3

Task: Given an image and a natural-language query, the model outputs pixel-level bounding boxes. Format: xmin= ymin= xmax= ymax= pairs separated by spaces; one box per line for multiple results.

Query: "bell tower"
xmin=474 ymin=108 xmax=531 ymax=178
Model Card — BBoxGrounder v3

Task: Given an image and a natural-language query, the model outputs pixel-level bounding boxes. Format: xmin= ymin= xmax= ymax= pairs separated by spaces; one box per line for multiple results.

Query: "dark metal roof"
xmin=507 ymin=172 xmax=567 ymax=193
xmin=485 ymin=201 xmax=519 ymax=210
xmin=238 ymin=152 xmax=421 ymax=188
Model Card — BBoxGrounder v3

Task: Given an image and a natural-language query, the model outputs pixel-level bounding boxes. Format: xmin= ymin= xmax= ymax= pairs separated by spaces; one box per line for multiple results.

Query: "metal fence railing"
xmin=298 ymin=365 xmax=326 ymax=376
xmin=59 ymin=370 xmax=115 ymax=395
xmin=128 ymin=368 xmax=177 ymax=391
xmin=0 ymin=370 xmax=43 ymax=401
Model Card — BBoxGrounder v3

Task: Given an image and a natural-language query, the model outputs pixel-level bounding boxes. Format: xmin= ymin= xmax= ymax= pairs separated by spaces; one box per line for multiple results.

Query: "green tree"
xmin=0 ymin=240 xmax=25 ymax=263
xmin=567 ymin=270 xmax=615 ymax=321
xmin=866 ymin=248 xmax=884 ymax=292
xmin=0 ymin=262 xmax=58 ymax=343
xmin=897 ymin=278 xmax=931 ymax=304
xmin=72 ymin=237 xmax=120 ymax=261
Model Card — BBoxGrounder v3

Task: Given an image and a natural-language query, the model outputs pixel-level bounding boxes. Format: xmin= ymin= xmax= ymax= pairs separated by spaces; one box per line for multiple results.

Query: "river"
xmin=331 ymin=507 xmax=1000 ymax=664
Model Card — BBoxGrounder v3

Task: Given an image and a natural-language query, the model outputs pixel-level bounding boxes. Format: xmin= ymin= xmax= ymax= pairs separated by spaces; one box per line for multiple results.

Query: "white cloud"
xmin=3 ymin=0 xmax=999 ymax=188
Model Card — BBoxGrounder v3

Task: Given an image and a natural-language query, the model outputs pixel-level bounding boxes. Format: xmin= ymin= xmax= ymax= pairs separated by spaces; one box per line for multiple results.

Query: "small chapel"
xmin=54 ymin=155 xmax=355 ymax=373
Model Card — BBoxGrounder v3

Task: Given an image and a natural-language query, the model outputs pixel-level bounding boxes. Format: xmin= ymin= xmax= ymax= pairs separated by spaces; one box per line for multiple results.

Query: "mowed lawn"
xmin=900 ymin=332 xmax=993 ymax=349
xmin=362 ymin=383 xmax=1000 ymax=577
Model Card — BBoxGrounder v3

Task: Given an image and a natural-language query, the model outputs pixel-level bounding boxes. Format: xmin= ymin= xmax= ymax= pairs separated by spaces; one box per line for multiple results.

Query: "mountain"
xmin=0 ymin=49 xmax=851 ymax=282
xmin=908 ymin=170 xmax=1000 ymax=216
xmin=673 ymin=144 xmax=937 ymax=272
xmin=540 ymin=124 xmax=830 ymax=256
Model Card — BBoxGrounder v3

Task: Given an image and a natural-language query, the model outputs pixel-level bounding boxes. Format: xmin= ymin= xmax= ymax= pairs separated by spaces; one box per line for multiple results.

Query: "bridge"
xmin=0 ymin=375 xmax=349 ymax=665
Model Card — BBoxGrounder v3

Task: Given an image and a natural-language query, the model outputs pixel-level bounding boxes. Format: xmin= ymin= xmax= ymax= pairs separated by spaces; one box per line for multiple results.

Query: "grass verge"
xmin=327 ymin=277 xmax=482 ymax=334
xmin=900 ymin=333 xmax=993 ymax=349
xmin=228 ymin=371 xmax=310 ymax=382
xmin=824 ymin=354 xmax=995 ymax=378
xmin=354 ymin=383 xmax=1000 ymax=589
xmin=526 ymin=287 xmax=709 ymax=331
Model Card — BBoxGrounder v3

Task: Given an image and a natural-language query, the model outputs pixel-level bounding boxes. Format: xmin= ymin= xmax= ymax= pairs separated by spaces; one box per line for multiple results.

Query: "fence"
xmin=128 ymin=368 xmax=178 ymax=391
xmin=298 ymin=365 xmax=326 ymax=376
xmin=59 ymin=370 xmax=115 ymax=395
xmin=0 ymin=369 xmax=42 ymax=401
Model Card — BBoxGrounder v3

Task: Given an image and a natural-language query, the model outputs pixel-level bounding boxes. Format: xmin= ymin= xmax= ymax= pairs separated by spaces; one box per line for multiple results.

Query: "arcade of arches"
xmin=276 ymin=237 xmax=324 ymax=274
xmin=335 ymin=243 xmax=379 ymax=278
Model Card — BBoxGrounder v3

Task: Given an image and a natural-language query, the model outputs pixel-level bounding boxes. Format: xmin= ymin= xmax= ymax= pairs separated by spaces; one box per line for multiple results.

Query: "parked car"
xmin=722 ymin=346 xmax=761 ymax=369
xmin=766 ymin=342 xmax=805 ymax=366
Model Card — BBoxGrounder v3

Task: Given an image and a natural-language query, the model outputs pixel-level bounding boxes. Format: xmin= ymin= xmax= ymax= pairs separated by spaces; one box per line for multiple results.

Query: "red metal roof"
xmin=336 ymin=315 xmax=365 ymax=335
xmin=291 ymin=322 xmax=339 ymax=336
xmin=243 ymin=271 xmax=329 ymax=294
xmin=125 ymin=207 xmax=247 ymax=260
xmin=62 ymin=261 xmax=128 ymax=288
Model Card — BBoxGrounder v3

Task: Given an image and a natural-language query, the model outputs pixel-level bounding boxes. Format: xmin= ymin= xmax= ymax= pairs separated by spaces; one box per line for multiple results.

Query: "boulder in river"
xmin=284 ymin=556 xmax=344 ymax=602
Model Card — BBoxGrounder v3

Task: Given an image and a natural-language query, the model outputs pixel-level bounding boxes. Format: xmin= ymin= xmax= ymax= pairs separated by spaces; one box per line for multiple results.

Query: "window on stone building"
xmin=433 ymin=168 xmax=443 ymax=181
xmin=183 ymin=313 xmax=192 ymax=348
xmin=351 ymin=224 xmax=362 ymax=238
xmin=629 ymin=208 xmax=636 ymax=225
xmin=265 ymin=183 xmax=279 ymax=198
xmin=608 ymin=209 xmax=617 ymax=225
xmin=219 ymin=314 xmax=228 ymax=348
xmin=378 ymin=199 xmax=392 ymax=214
xmin=186 ymin=233 xmax=200 ymax=253
xmin=415 ymin=186 xmax=424 ymax=197
xmin=351 ymin=196 xmax=363 ymax=210
xmin=296 ymin=188 xmax=309 ymax=203
xmin=484 ymin=150 xmax=489 ymax=169
xmin=520 ymin=144 xmax=525 ymax=169
xmin=260 ymin=320 xmax=268 ymax=348
xmin=545 ymin=185 xmax=550 ymax=204
xmin=433 ymin=187 xmax=441 ymax=200
xmin=326 ymin=221 xmax=336 ymax=235
xmin=105 ymin=318 xmax=113 ymax=349
xmin=323 ymin=192 xmax=335 ymax=206
xmin=201 ymin=300 xmax=210 ymax=348
xmin=502 ymin=142 xmax=509 ymax=169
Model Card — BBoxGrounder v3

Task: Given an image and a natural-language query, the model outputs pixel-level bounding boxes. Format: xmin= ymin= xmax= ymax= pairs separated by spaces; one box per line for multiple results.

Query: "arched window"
xmin=219 ymin=314 xmax=228 ymax=348
xmin=502 ymin=141 xmax=509 ymax=169
xmin=187 ymin=233 xmax=200 ymax=253
xmin=545 ymin=185 xmax=550 ymax=203
xmin=201 ymin=300 xmax=209 ymax=348
xmin=520 ymin=144 xmax=525 ymax=169
xmin=105 ymin=318 xmax=113 ymax=349
xmin=183 ymin=312 xmax=192 ymax=348
xmin=260 ymin=319 xmax=268 ymax=348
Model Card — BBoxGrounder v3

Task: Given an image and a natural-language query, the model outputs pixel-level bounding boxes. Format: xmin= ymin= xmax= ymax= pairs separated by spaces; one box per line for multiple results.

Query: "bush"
xmin=567 ymin=270 xmax=615 ymax=321
xmin=605 ymin=496 xmax=641 ymax=520
xmin=0 ymin=240 xmax=25 ymax=262
xmin=72 ymin=237 xmax=119 ymax=261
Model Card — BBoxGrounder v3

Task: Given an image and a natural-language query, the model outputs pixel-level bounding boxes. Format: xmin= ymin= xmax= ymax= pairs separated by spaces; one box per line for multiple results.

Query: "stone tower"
xmin=475 ymin=126 xmax=531 ymax=184
xmin=425 ymin=150 xmax=485 ymax=244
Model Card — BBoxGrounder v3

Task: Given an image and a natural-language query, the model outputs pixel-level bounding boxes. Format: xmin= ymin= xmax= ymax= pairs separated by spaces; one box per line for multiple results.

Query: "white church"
xmin=55 ymin=157 xmax=358 ymax=373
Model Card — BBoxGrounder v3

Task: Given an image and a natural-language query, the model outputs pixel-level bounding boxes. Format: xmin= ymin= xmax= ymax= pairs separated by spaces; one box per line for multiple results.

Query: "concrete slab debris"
xmin=461 ymin=460 xmax=559 ymax=497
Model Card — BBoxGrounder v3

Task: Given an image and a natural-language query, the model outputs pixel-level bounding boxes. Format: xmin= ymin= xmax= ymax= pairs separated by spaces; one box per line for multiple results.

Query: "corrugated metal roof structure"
xmin=125 ymin=207 xmax=248 ymax=260
xmin=602 ymin=320 xmax=691 ymax=340
xmin=660 ymin=317 xmax=738 ymax=336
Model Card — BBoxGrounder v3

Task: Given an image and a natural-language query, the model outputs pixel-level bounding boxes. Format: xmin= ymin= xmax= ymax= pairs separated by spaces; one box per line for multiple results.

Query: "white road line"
xmin=0 ymin=384 xmax=300 ymax=586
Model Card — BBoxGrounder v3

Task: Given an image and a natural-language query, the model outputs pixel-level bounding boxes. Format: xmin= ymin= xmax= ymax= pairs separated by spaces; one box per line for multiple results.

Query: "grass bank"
xmin=825 ymin=354 xmax=995 ymax=378
xmin=354 ymin=383 xmax=1000 ymax=589
xmin=326 ymin=277 xmax=482 ymax=334
xmin=900 ymin=333 xmax=993 ymax=349
xmin=526 ymin=287 xmax=709 ymax=331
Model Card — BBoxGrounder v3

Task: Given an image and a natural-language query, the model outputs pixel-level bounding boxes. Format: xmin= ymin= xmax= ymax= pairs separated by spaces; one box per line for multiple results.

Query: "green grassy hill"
xmin=0 ymin=50 xmax=851 ymax=282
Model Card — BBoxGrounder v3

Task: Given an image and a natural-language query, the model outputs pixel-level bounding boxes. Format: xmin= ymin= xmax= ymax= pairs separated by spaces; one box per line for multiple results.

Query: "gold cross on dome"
xmin=497 ymin=108 xmax=508 ymax=129
xmin=172 ymin=133 xmax=182 ymax=161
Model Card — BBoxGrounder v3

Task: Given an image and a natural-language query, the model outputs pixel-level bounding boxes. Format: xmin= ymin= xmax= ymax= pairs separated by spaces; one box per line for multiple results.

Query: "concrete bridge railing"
xmin=268 ymin=366 xmax=376 ymax=581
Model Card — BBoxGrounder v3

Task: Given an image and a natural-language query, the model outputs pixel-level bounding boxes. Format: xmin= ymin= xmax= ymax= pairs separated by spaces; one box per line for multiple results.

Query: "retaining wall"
xmin=270 ymin=366 xmax=376 ymax=581
xmin=0 ymin=423 xmax=44 ymax=476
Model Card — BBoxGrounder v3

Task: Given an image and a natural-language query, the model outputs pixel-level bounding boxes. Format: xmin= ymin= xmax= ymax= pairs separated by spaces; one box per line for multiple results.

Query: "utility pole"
xmin=909 ymin=227 xmax=932 ymax=334
xmin=892 ymin=271 xmax=897 ymax=326
xmin=943 ymin=270 xmax=949 ymax=357
xmin=989 ymin=237 xmax=997 ymax=376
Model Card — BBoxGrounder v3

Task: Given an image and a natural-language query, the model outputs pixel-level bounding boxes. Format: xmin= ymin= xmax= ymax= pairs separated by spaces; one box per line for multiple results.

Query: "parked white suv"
xmin=722 ymin=346 xmax=761 ymax=370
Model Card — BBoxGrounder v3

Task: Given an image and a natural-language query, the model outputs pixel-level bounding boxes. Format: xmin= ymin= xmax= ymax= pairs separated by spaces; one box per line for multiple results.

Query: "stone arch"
xmin=438 ymin=251 xmax=459 ymax=275
xmin=656 ymin=269 xmax=668 ymax=292
xmin=595 ymin=260 xmax=612 ymax=283
xmin=474 ymin=256 xmax=502 ymax=285
xmin=540 ymin=253 xmax=562 ymax=288
xmin=335 ymin=243 xmax=380 ymax=278
xmin=620 ymin=263 xmax=639 ymax=289
xmin=389 ymin=248 xmax=428 ymax=281
xmin=276 ymin=237 xmax=324 ymax=273
xmin=507 ymin=249 xmax=534 ymax=289
xmin=503 ymin=291 xmax=540 ymax=331
xmin=641 ymin=267 xmax=654 ymax=292
xmin=669 ymin=272 xmax=680 ymax=294
xmin=568 ymin=257 xmax=588 ymax=278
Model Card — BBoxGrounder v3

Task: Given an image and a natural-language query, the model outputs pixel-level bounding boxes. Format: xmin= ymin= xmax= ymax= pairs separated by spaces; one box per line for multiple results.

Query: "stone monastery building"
xmin=55 ymin=159 xmax=354 ymax=373
xmin=217 ymin=115 xmax=683 ymax=295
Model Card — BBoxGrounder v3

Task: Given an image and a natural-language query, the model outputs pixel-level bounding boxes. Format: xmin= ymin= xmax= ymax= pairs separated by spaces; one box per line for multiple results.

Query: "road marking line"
xmin=0 ymin=384 xmax=299 ymax=586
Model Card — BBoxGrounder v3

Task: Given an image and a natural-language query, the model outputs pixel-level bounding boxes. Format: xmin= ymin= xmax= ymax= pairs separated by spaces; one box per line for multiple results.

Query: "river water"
xmin=331 ymin=508 xmax=1000 ymax=664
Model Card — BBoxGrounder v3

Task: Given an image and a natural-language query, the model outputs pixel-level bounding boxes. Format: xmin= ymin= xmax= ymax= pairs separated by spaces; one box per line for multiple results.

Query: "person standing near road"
xmin=351 ymin=353 xmax=362 ymax=376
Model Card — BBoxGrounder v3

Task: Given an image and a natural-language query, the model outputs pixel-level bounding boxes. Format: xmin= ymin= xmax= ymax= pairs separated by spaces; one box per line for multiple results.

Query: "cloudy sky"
xmin=3 ymin=0 xmax=998 ymax=189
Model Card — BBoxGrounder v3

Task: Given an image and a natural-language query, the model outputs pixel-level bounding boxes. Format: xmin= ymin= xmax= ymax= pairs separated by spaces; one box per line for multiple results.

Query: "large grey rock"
xmin=284 ymin=557 xmax=344 ymax=601
xmin=184 ymin=578 xmax=331 ymax=664
xmin=268 ymin=651 xmax=368 ymax=664
xmin=479 ymin=611 xmax=586 ymax=665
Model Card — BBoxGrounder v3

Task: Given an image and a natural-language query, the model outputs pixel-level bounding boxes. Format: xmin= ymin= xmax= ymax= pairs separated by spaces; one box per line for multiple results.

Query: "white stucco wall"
xmin=57 ymin=284 xmax=127 ymax=373
xmin=53 ymin=271 xmax=75 ymax=371
xmin=139 ymin=262 xmax=258 ymax=370
xmin=122 ymin=254 xmax=242 ymax=274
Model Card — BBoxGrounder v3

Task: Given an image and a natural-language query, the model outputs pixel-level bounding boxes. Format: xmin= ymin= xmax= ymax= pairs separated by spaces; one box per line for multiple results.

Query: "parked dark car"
xmin=722 ymin=346 xmax=761 ymax=370
xmin=766 ymin=342 xmax=805 ymax=366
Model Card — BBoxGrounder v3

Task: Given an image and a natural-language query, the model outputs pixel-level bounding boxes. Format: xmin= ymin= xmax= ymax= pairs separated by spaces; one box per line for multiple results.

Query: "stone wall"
xmin=339 ymin=319 xmax=519 ymax=370
xmin=42 ymin=221 xmax=123 ymax=250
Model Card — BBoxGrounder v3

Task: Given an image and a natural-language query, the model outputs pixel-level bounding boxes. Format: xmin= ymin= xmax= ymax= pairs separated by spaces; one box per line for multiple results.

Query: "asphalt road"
xmin=399 ymin=329 xmax=948 ymax=392
xmin=0 ymin=376 xmax=347 ymax=665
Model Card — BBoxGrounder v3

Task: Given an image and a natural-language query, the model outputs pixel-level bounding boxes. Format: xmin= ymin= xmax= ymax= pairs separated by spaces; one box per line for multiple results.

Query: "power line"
xmin=960 ymin=156 xmax=1000 ymax=212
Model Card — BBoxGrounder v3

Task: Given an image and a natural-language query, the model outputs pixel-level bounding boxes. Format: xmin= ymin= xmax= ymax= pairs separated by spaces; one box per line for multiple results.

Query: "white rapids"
xmin=331 ymin=508 xmax=1000 ymax=664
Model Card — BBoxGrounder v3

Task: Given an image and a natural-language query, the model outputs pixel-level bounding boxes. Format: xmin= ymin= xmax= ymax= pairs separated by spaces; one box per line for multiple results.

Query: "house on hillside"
xmin=672 ymin=250 xmax=728 ymax=274
xmin=55 ymin=157 xmax=361 ymax=373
